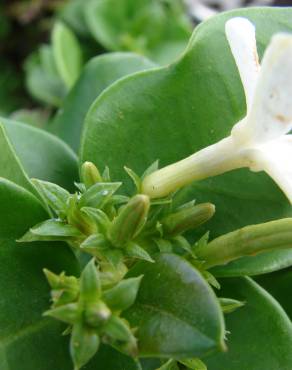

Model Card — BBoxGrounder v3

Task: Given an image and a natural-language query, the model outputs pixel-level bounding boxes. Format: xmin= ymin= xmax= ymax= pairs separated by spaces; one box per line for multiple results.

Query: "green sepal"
xmin=32 ymin=178 xmax=70 ymax=216
xmin=81 ymin=207 xmax=111 ymax=234
xmin=80 ymin=233 xmax=110 ymax=256
xmin=67 ymin=195 xmax=97 ymax=235
xmin=103 ymin=315 xmax=138 ymax=357
xmin=196 ymin=218 xmax=292 ymax=269
xmin=80 ymin=161 xmax=103 ymax=188
xmin=80 ymin=259 xmax=101 ymax=304
xmin=18 ymin=219 xmax=83 ymax=242
xmin=161 ymin=203 xmax=215 ymax=237
xmin=156 ymin=360 xmax=179 ymax=370
xmin=124 ymin=166 xmax=142 ymax=192
xmin=70 ymin=322 xmax=100 ymax=370
xmin=103 ymin=276 xmax=143 ymax=312
xmin=126 ymin=242 xmax=154 ymax=263
xmin=44 ymin=302 xmax=79 ymax=324
xmin=43 ymin=269 xmax=79 ymax=306
xmin=154 ymin=238 xmax=173 ymax=253
xmin=79 ymin=182 xmax=122 ymax=209
xmin=142 ymin=160 xmax=159 ymax=179
xmin=84 ymin=300 xmax=111 ymax=328
xmin=109 ymin=194 xmax=150 ymax=247
xmin=179 ymin=358 xmax=207 ymax=370
xmin=219 ymin=298 xmax=245 ymax=314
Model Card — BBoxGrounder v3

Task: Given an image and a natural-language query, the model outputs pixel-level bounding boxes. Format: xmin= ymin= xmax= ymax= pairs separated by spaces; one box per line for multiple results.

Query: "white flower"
xmin=142 ymin=17 xmax=292 ymax=202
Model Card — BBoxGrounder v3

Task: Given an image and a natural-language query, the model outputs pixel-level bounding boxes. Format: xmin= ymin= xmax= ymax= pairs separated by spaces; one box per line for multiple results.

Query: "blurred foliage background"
xmin=0 ymin=0 xmax=290 ymax=124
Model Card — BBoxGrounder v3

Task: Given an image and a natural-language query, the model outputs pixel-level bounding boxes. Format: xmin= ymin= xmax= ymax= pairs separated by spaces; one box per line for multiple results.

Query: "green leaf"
xmin=180 ymin=358 xmax=207 ymax=370
xmin=79 ymin=182 xmax=122 ymax=209
xmin=204 ymin=277 xmax=292 ymax=370
xmin=156 ymin=359 xmax=179 ymax=370
xmin=126 ymin=242 xmax=154 ymax=263
xmin=103 ymin=276 xmax=143 ymax=311
xmin=18 ymin=219 xmax=83 ymax=243
xmin=32 ymin=179 xmax=70 ymax=214
xmin=84 ymin=344 xmax=140 ymax=370
xmin=52 ymin=52 xmax=155 ymax=152
xmin=0 ymin=178 xmax=79 ymax=370
xmin=81 ymin=8 xmax=292 ymax=275
xmin=256 ymin=267 xmax=292 ymax=319
xmin=25 ymin=45 xmax=66 ymax=107
xmin=84 ymin=0 xmax=192 ymax=63
xmin=125 ymin=254 xmax=225 ymax=358
xmin=0 ymin=122 xmax=39 ymax=199
xmin=1 ymin=118 xmax=78 ymax=191
xmin=52 ymin=22 xmax=83 ymax=89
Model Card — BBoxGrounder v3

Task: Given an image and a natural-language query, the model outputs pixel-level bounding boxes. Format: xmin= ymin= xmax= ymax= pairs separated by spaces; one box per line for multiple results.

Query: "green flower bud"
xmin=196 ymin=218 xmax=292 ymax=268
xmin=109 ymin=194 xmax=150 ymax=247
xmin=43 ymin=269 xmax=79 ymax=306
xmin=84 ymin=300 xmax=111 ymax=328
xmin=81 ymin=161 xmax=102 ymax=188
xmin=161 ymin=203 xmax=215 ymax=236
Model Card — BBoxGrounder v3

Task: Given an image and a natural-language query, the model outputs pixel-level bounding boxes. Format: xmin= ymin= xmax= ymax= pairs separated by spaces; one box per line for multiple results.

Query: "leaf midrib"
xmin=133 ymin=302 xmax=218 ymax=345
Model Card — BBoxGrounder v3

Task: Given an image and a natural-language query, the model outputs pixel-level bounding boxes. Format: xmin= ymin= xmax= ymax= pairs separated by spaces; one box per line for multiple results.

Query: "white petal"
xmin=245 ymin=33 xmax=292 ymax=144
xmin=250 ymin=135 xmax=292 ymax=203
xmin=225 ymin=17 xmax=260 ymax=110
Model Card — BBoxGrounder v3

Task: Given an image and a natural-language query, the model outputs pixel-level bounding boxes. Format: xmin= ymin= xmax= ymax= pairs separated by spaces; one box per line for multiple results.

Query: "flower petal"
xmin=225 ymin=17 xmax=260 ymax=110
xmin=250 ymin=135 xmax=292 ymax=203
xmin=245 ymin=33 xmax=292 ymax=144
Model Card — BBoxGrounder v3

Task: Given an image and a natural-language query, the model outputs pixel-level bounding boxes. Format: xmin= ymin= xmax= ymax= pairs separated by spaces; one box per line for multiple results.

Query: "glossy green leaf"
xmin=84 ymin=0 xmax=192 ymax=63
xmin=52 ymin=53 xmax=155 ymax=151
xmin=256 ymin=267 xmax=292 ymax=319
xmin=0 ymin=122 xmax=39 ymax=199
xmin=84 ymin=345 xmax=140 ymax=370
xmin=19 ymin=219 xmax=83 ymax=242
xmin=1 ymin=118 xmax=78 ymax=191
xmin=52 ymin=22 xmax=83 ymax=89
xmin=204 ymin=277 xmax=292 ymax=370
xmin=81 ymin=8 xmax=292 ymax=275
xmin=0 ymin=178 xmax=79 ymax=370
xmin=125 ymin=253 xmax=224 ymax=358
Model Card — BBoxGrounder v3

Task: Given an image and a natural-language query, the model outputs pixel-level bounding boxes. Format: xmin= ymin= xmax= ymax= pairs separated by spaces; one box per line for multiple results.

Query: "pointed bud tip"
xmin=81 ymin=161 xmax=102 ymax=187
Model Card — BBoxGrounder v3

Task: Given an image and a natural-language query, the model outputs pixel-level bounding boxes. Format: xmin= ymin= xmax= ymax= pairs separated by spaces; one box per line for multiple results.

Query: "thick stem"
xmin=142 ymin=136 xmax=247 ymax=198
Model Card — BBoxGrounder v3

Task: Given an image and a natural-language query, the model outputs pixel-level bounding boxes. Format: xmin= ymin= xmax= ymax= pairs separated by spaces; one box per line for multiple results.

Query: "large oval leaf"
xmin=256 ymin=267 xmax=292 ymax=319
xmin=0 ymin=178 xmax=79 ymax=370
xmin=0 ymin=123 xmax=39 ymax=199
xmin=205 ymin=277 xmax=292 ymax=370
xmin=1 ymin=118 xmax=78 ymax=191
xmin=52 ymin=52 xmax=155 ymax=152
xmin=125 ymin=253 xmax=224 ymax=359
xmin=81 ymin=8 xmax=292 ymax=275
xmin=84 ymin=345 xmax=139 ymax=370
